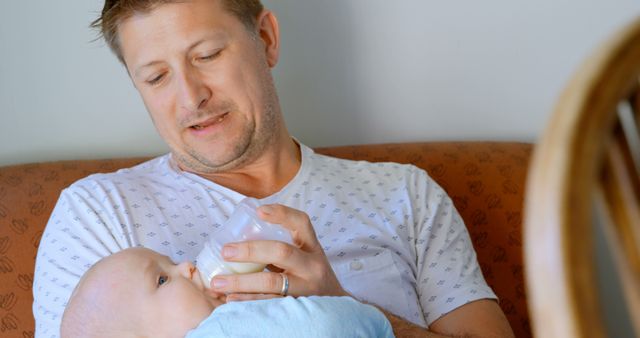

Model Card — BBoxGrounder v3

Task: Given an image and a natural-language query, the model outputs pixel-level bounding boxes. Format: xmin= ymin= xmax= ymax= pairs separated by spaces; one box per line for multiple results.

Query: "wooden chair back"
xmin=524 ymin=16 xmax=640 ymax=338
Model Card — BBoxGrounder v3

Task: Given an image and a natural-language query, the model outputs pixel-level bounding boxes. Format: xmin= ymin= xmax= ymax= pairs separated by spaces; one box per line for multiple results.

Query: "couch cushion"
xmin=0 ymin=158 xmax=148 ymax=338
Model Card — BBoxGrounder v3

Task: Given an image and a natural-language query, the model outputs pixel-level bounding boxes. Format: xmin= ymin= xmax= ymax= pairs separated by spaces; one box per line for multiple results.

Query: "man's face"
xmin=118 ymin=0 xmax=282 ymax=173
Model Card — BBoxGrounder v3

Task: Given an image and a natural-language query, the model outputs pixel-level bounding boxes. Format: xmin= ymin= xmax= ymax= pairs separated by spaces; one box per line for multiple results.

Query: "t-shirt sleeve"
xmin=33 ymin=182 xmax=130 ymax=338
xmin=410 ymin=167 xmax=496 ymax=326
xmin=185 ymin=296 xmax=395 ymax=338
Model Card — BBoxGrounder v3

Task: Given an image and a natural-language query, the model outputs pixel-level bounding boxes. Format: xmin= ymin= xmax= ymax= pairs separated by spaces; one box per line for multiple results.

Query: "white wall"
xmin=1 ymin=0 xmax=639 ymax=166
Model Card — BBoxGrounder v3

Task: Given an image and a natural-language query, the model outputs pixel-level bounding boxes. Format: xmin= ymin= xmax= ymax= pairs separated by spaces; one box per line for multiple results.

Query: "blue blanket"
xmin=185 ymin=296 xmax=395 ymax=338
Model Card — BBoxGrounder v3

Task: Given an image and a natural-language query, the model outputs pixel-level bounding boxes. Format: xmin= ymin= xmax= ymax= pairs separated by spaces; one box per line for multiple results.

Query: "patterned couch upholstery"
xmin=0 ymin=142 xmax=532 ymax=338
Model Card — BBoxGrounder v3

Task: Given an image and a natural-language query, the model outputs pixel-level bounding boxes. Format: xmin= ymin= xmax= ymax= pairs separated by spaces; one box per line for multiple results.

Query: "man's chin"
xmin=175 ymin=127 xmax=268 ymax=174
xmin=175 ymin=155 xmax=234 ymax=174
xmin=174 ymin=147 xmax=254 ymax=174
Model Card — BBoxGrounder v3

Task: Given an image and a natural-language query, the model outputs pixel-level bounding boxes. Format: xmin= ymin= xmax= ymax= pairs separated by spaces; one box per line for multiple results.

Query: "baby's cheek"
xmin=171 ymin=289 xmax=215 ymax=332
xmin=188 ymin=287 xmax=218 ymax=317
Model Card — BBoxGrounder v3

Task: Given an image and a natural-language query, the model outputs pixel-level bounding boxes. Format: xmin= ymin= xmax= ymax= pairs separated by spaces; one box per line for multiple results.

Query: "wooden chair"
xmin=524 ymin=16 xmax=640 ymax=338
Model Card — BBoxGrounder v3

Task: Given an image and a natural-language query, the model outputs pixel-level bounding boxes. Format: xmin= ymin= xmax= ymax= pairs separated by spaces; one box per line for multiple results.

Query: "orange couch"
xmin=0 ymin=142 xmax=532 ymax=337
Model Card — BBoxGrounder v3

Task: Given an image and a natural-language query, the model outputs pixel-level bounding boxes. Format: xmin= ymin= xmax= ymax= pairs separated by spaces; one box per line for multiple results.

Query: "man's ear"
xmin=255 ymin=10 xmax=280 ymax=68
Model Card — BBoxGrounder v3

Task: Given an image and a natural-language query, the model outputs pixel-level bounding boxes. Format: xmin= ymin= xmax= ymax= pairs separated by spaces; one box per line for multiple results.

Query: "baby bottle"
xmin=195 ymin=198 xmax=293 ymax=287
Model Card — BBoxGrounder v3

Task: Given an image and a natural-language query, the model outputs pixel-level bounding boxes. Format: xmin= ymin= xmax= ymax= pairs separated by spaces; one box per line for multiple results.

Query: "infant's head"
xmin=61 ymin=247 xmax=221 ymax=338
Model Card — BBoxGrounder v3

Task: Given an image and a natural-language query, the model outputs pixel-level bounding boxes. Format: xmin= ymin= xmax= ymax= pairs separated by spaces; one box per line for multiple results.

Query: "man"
xmin=33 ymin=0 xmax=514 ymax=337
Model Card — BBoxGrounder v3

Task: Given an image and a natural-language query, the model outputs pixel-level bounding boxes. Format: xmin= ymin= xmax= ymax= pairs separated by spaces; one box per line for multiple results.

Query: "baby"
xmin=60 ymin=247 xmax=394 ymax=338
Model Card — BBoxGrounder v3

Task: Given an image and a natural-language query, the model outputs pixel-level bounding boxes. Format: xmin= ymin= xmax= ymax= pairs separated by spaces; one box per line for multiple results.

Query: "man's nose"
xmin=177 ymin=67 xmax=211 ymax=112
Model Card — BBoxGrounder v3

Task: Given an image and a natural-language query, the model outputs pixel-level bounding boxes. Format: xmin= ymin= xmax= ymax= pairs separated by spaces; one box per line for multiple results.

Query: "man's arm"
xmin=404 ymin=168 xmax=514 ymax=337
xmin=33 ymin=186 xmax=123 ymax=338
xmin=380 ymin=299 xmax=514 ymax=337
xmin=209 ymin=204 xmax=514 ymax=337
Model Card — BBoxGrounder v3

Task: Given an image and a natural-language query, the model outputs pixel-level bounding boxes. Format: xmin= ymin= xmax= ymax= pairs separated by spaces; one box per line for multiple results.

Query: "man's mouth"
xmin=190 ymin=113 xmax=229 ymax=130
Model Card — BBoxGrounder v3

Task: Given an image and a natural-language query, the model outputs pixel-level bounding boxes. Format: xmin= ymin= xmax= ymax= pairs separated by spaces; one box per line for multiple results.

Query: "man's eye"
xmin=146 ymin=74 xmax=165 ymax=85
xmin=199 ymin=51 xmax=221 ymax=61
xmin=158 ymin=275 xmax=168 ymax=286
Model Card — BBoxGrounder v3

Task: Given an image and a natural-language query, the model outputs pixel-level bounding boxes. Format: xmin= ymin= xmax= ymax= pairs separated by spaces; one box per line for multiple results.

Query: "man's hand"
xmin=208 ymin=204 xmax=348 ymax=301
xmin=205 ymin=205 xmax=515 ymax=337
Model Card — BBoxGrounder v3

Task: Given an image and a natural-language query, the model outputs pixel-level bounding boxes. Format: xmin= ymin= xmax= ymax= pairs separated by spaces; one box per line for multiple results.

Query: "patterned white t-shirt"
xmin=33 ymin=143 xmax=495 ymax=338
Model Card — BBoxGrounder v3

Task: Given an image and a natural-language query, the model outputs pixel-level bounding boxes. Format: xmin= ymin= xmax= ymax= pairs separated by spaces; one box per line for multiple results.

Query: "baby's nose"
xmin=176 ymin=261 xmax=197 ymax=279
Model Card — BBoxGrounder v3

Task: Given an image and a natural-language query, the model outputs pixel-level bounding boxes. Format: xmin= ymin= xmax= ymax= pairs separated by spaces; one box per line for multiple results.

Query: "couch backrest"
xmin=0 ymin=142 xmax=532 ymax=338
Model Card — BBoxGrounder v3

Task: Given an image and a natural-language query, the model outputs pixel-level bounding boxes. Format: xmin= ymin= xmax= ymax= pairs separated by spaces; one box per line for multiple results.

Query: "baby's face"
xmin=98 ymin=248 xmax=222 ymax=337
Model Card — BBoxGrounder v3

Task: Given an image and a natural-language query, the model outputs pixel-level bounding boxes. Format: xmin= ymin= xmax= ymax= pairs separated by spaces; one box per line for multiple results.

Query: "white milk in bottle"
xmin=195 ymin=198 xmax=293 ymax=286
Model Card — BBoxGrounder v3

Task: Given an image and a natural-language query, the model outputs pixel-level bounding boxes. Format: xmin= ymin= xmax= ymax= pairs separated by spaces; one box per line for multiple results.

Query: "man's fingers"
xmin=222 ymin=239 xmax=307 ymax=272
xmin=265 ymin=264 xmax=284 ymax=273
xmin=211 ymin=204 xmax=347 ymax=298
xmin=212 ymin=271 xmax=297 ymax=295
xmin=226 ymin=293 xmax=283 ymax=302
xmin=257 ymin=204 xmax=321 ymax=251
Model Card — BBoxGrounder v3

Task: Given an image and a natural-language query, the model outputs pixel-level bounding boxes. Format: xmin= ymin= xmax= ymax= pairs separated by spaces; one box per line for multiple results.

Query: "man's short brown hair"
xmin=91 ymin=0 xmax=264 ymax=64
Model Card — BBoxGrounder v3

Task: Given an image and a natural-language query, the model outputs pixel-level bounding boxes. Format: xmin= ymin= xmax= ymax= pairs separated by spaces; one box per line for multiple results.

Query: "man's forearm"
xmin=348 ymin=291 xmax=452 ymax=337
xmin=379 ymin=307 xmax=452 ymax=338
xmin=380 ymin=299 xmax=515 ymax=338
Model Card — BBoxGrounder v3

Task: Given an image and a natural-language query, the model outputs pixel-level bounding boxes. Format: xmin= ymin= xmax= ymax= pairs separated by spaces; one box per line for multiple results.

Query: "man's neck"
xmin=197 ymin=137 xmax=302 ymax=199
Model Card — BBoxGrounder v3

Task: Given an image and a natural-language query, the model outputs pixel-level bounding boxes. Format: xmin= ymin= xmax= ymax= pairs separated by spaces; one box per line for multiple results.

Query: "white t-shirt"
xmin=33 ymin=143 xmax=495 ymax=338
